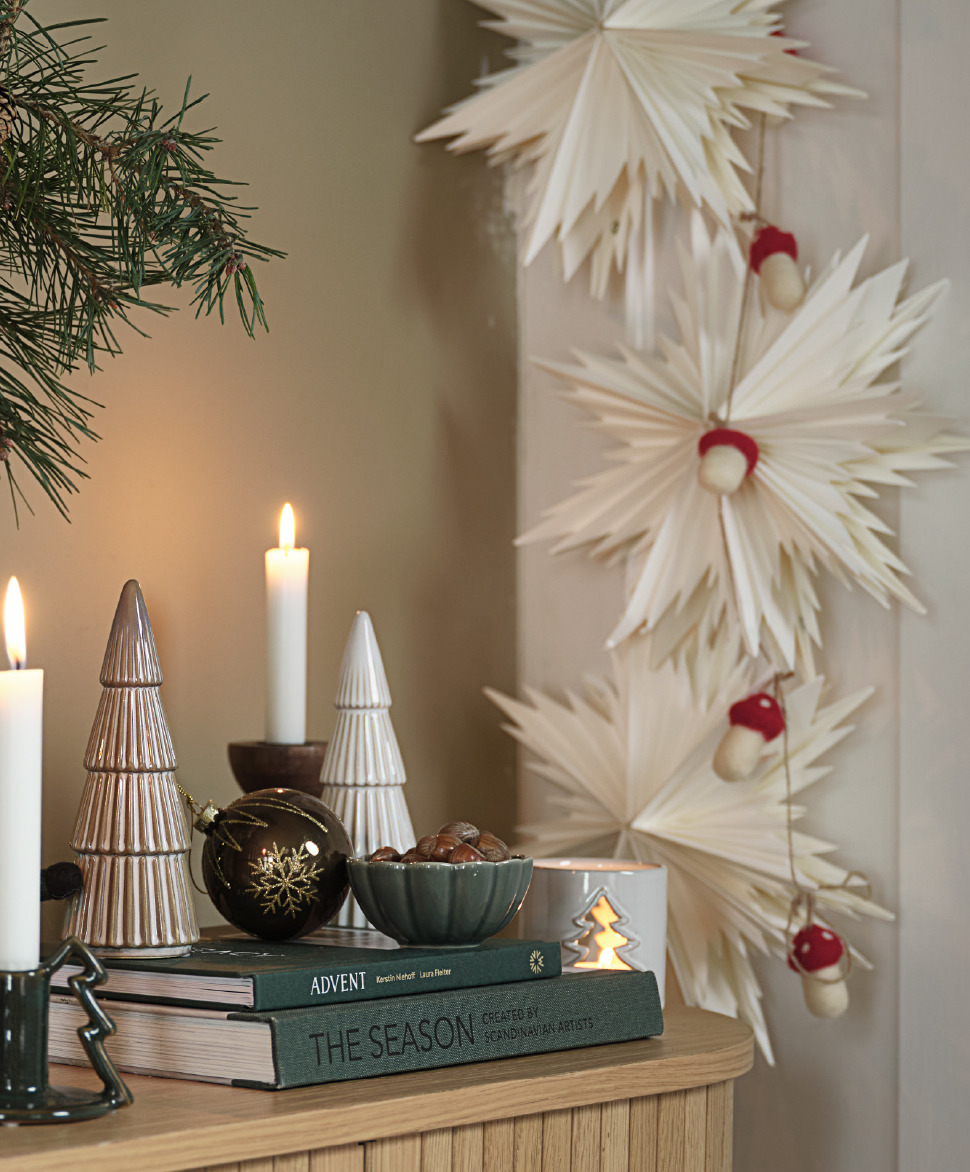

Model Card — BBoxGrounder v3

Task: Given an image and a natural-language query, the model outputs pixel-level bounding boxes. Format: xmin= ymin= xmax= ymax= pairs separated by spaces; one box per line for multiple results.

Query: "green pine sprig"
xmin=0 ymin=0 xmax=284 ymax=519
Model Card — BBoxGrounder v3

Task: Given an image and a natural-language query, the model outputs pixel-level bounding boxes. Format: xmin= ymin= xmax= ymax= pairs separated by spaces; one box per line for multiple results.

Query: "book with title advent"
xmin=49 ymin=926 xmax=563 ymax=1011
xmin=48 ymin=968 xmax=664 ymax=1089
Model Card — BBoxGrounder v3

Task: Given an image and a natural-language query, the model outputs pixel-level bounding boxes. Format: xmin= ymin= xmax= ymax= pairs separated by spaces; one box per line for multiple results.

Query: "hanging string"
xmin=724 ymin=112 xmax=768 ymax=426
xmin=713 ymin=114 xmax=769 ymax=656
xmin=175 ymin=781 xmax=218 ymax=897
xmin=771 ymin=672 xmax=871 ymax=983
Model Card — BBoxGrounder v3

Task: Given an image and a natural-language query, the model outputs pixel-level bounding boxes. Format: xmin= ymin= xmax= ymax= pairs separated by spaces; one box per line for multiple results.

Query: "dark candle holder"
xmin=227 ymin=739 xmax=328 ymax=797
xmin=0 ymin=936 xmax=131 ymax=1124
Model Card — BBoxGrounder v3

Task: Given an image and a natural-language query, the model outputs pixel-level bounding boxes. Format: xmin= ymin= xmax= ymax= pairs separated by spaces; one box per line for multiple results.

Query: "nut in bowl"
xmin=347 ymin=823 xmax=532 ymax=947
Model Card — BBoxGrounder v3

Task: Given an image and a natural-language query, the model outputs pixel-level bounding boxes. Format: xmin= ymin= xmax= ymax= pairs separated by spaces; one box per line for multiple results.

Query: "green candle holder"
xmin=0 ymin=936 xmax=131 ymax=1124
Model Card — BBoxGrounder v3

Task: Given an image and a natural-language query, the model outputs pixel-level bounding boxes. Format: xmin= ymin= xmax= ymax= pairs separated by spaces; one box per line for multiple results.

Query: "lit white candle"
xmin=0 ymin=577 xmax=44 ymax=971
xmin=265 ymin=503 xmax=309 ymax=744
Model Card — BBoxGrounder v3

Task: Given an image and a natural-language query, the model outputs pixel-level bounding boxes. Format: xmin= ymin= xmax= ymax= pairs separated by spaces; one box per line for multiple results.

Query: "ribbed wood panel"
xmin=483 ymin=1119 xmax=514 ymax=1170
xmin=420 ymin=1129 xmax=452 ymax=1172
xmin=452 ymin=1123 xmax=483 ymax=1172
xmin=542 ymin=1108 xmax=571 ymax=1172
xmin=65 ymin=851 xmax=199 ymax=948
xmin=84 ymin=685 xmax=177 ymax=771
xmin=71 ymin=771 xmax=190 ymax=853
xmin=321 ymin=711 xmax=406 ymax=786
xmin=365 ymin=1133 xmax=421 ymax=1171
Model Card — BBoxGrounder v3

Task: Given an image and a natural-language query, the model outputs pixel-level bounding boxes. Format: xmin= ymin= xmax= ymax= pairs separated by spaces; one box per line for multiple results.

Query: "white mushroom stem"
xmin=713 ymin=724 xmax=765 ymax=781
xmin=801 ymin=962 xmax=849 ymax=1018
xmin=759 ymin=251 xmax=805 ymax=312
xmin=697 ymin=445 xmax=749 ymax=495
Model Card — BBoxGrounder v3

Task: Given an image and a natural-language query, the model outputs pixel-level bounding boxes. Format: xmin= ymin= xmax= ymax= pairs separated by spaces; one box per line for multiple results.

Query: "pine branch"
xmin=0 ymin=1 xmax=284 ymax=518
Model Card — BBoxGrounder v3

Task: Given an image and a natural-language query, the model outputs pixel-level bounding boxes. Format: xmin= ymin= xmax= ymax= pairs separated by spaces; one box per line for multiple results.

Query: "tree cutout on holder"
xmin=65 ymin=580 xmax=198 ymax=957
xmin=319 ymin=611 xmax=415 ymax=927
xmin=567 ymin=893 xmax=635 ymax=971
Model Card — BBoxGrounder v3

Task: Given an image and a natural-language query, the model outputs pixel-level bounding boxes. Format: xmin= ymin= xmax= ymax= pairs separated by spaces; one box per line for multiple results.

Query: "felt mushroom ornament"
xmin=696 ymin=427 xmax=760 ymax=495
xmin=749 ymin=225 xmax=805 ymax=312
xmin=788 ymin=922 xmax=849 ymax=1018
xmin=712 ymin=691 xmax=785 ymax=781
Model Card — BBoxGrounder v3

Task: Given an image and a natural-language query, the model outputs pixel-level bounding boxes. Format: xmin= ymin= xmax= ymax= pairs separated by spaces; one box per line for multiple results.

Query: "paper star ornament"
xmin=521 ymin=216 xmax=964 ymax=674
xmin=417 ymin=0 xmax=858 ymax=295
xmin=486 ymin=638 xmax=892 ymax=1061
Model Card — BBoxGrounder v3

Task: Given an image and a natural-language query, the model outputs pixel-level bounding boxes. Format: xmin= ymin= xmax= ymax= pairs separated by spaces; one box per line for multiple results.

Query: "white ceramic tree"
xmin=320 ymin=611 xmax=415 ymax=927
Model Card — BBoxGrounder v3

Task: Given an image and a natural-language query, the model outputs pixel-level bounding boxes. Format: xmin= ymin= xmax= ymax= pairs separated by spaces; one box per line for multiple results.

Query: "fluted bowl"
xmin=346 ymin=857 xmax=533 ymax=947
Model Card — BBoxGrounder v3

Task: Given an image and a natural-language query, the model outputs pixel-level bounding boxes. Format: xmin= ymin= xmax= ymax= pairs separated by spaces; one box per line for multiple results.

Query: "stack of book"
xmin=48 ymin=927 xmax=663 ymax=1090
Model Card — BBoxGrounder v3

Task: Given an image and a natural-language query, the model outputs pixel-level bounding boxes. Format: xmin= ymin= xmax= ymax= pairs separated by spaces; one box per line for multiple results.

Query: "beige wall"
xmin=0 ymin=1 xmax=518 ymax=931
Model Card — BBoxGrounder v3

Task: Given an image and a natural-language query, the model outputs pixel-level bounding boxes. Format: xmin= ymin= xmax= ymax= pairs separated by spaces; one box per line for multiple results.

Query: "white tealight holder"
xmin=516 ymin=858 xmax=668 ymax=1004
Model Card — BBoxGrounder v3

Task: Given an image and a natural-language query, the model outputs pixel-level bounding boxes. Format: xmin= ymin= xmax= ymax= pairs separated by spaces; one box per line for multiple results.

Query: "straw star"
xmin=521 ymin=216 xmax=964 ymax=675
xmin=486 ymin=637 xmax=892 ymax=1061
xmin=417 ymin=0 xmax=858 ymax=294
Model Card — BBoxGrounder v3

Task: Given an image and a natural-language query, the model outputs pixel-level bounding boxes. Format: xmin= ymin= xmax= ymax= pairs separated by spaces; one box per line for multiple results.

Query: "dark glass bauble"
xmin=200 ymin=788 xmax=352 ymax=940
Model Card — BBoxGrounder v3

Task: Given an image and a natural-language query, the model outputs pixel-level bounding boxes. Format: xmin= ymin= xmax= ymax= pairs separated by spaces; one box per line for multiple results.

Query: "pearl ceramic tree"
xmin=65 ymin=580 xmax=199 ymax=956
xmin=320 ymin=611 xmax=415 ymax=927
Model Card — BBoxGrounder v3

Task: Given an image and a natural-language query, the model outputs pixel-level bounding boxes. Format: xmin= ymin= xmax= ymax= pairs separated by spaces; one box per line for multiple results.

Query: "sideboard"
xmin=0 ymin=1006 xmax=753 ymax=1171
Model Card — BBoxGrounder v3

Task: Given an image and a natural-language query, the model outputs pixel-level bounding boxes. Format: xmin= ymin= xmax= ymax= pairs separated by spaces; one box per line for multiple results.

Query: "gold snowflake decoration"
xmin=529 ymin=949 xmax=545 ymax=973
xmin=248 ymin=842 xmax=322 ymax=918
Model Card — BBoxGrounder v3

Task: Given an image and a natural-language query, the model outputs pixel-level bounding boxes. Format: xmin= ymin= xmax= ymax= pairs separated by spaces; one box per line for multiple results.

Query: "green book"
xmin=48 ymin=969 xmax=663 ymax=1089
xmin=48 ymin=926 xmax=562 ymax=1011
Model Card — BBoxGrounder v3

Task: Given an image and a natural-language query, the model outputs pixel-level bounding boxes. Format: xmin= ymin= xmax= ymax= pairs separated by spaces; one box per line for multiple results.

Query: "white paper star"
xmin=486 ymin=638 xmax=892 ymax=1061
xmin=521 ymin=216 xmax=964 ymax=674
xmin=417 ymin=0 xmax=858 ymax=294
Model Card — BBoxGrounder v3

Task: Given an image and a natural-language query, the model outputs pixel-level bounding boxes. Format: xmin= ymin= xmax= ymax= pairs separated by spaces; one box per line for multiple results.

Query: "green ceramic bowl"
xmin=346 ymin=856 xmax=533 ymax=947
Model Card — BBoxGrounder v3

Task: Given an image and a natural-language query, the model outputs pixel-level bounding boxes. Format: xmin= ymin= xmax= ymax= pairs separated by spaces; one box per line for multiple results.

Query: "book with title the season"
xmin=48 ymin=926 xmax=562 ymax=1011
xmin=48 ymin=968 xmax=663 ymax=1089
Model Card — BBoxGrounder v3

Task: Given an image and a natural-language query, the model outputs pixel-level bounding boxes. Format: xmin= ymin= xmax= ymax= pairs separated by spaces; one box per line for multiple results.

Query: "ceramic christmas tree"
xmin=65 ymin=580 xmax=199 ymax=956
xmin=320 ymin=611 xmax=415 ymax=927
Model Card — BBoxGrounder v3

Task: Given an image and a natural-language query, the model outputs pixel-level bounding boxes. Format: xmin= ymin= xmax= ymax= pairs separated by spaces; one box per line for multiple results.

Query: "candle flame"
xmin=573 ymin=895 xmax=633 ymax=971
xmin=279 ymin=503 xmax=295 ymax=551
xmin=4 ymin=576 xmax=27 ymax=670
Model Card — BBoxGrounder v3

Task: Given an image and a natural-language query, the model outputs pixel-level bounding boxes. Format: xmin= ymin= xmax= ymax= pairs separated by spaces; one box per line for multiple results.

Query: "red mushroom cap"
xmin=697 ymin=428 xmax=760 ymax=476
xmin=749 ymin=226 xmax=798 ymax=274
xmin=770 ymin=29 xmax=799 ymax=55
xmin=728 ymin=692 xmax=785 ymax=741
xmin=788 ymin=923 xmax=845 ymax=973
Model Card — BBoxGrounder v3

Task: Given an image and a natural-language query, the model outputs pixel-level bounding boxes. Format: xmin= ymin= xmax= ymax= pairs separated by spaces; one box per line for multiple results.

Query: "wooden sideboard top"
xmin=0 ymin=1007 xmax=753 ymax=1172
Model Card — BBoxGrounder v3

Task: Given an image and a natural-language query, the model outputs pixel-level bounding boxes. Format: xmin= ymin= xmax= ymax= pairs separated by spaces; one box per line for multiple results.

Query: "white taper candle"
xmin=265 ymin=504 xmax=309 ymax=744
xmin=0 ymin=577 xmax=44 ymax=971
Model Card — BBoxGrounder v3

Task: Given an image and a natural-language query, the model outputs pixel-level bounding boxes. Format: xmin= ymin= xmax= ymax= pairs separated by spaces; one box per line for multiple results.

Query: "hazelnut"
xmin=368 ymin=846 xmax=401 ymax=862
xmin=430 ymin=833 xmax=460 ymax=862
xmin=477 ymin=831 xmax=511 ymax=862
xmin=448 ymin=842 xmax=485 ymax=863
xmin=438 ymin=821 xmax=480 ymax=846
xmin=414 ymin=835 xmax=437 ymax=859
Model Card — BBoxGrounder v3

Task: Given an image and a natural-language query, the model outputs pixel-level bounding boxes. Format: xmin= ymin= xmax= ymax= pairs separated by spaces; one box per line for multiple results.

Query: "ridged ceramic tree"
xmin=320 ymin=611 xmax=415 ymax=927
xmin=65 ymin=580 xmax=199 ymax=956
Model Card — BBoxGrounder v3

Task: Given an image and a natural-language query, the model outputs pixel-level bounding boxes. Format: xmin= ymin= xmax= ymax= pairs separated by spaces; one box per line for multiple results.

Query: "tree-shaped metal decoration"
xmin=320 ymin=611 xmax=415 ymax=927
xmin=566 ymin=893 xmax=636 ymax=972
xmin=65 ymin=580 xmax=198 ymax=956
